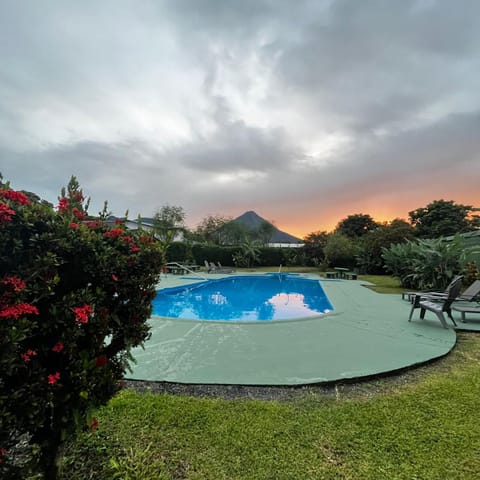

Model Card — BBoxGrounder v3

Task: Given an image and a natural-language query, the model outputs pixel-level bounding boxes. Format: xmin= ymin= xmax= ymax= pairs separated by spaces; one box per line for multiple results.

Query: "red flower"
xmin=52 ymin=341 xmax=64 ymax=353
xmin=72 ymin=207 xmax=86 ymax=220
xmin=121 ymin=236 xmax=134 ymax=244
xmin=0 ymin=303 xmax=39 ymax=319
xmin=103 ymin=228 xmax=124 ymax=238
xmin=0 ymin=189 xmax=30 ymax=205
xmin=0 ymin=202 xmax=15 ymax=223
xmin=85 ymin=220 xmax=102 ymax=229
xmin=0 ymin=447 xmax=6 ymax=463
xmin=90 ymin=417 xmax=99 ymax=431
xmin=96 ymin=354 xmax=107 ymax=367
xmin=130 ymin=245 xmax=140 ymax=253
xmin=111 ymin=274 xmax=118 ymax=282
xmin=48 ymin=372 xmax=61 ymax=385
xmin=57 ymin=197 xmax=69 ymax=213
xmin=69 ymin=222 xmax=80 ymax=229
xmin=21 ymin=349 xmax=38 ymax=362
xmin=72 ymin=304 xmax=93 ymax=324
xmin=2 ymin=276 xmax=26 ymax=292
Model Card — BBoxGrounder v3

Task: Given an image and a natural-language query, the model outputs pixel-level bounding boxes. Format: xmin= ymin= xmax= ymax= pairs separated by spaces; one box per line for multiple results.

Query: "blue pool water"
xmin=152 ymin=274 xmax=334 ymax=321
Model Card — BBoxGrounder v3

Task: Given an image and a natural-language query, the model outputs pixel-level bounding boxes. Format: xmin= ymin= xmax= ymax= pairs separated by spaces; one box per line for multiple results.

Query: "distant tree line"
xmin=150 ymin=199 xmax=479 ymax=275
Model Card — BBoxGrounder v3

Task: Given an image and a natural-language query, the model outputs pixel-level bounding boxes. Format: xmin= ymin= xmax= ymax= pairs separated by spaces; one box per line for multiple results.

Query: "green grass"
xmin=58 ymin=274 xmax=480 ymax=479
xmin=59 ymin=338 xmax=480 ymax=480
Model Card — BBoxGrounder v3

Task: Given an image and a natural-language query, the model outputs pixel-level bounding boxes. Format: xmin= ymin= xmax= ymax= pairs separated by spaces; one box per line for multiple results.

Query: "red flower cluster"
xmin=85 ymin=220 xmax=102 ymax=229
xmin=72 ymin=207 xmax=86 ymax=221
xmin=0 ymin=303 xmax=39 ymax=319
xmin=0 ymin=447 xmax=6 ymax=463
xmin=48 ymin=372 xmax=61 ymax=385
xmin=57 ymin=197 xmax=69 ymax=213
xmin=130 ymin=245 xmax=140 ymax=253
xmin=103 ymin=228 xmax=124 ymax=238
xmin=96 ymin=354 xmax=107 ymax=367
xmin=1 ymin=276 xmax=26 ymax=292
xmin=0 ymin=189 xmax=30 ymax=205
xmin=52 ymin=341 xmax=64 ymax=353
xmin=111 ymin=274 xmax=118 ymax=282
xmin=69 ymin=222 xmax=80 ymax=229
xmin=90 ymin=417 xmax=99 ymax=431
xmin=0 ymin=202 xmax=15 ymax=223
xmin=20 ymin=349 xmax=38 ymax=362
xmin=72 ymin=304 xmax=93 ymax=324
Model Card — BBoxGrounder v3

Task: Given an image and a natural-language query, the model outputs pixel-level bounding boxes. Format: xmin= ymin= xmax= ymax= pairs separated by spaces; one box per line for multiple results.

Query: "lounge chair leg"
xmin=408 ymin=305 xmax=416 ymax=321
xmin=435 ymin=312 xmax=449 ymax=329
xmin=420 ymin=308 xmax=426 ymax=320
xmin=447 ymin=310 xmax=457 ymax=326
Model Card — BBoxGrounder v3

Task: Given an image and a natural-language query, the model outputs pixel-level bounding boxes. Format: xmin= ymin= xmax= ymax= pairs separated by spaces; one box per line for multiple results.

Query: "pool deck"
xmin=127 ymin=273 xmax=477 ymax=386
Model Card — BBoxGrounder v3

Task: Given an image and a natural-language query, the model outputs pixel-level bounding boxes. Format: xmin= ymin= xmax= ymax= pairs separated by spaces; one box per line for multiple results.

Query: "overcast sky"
xmin=1 ymin=0 xmax=479 ymax=237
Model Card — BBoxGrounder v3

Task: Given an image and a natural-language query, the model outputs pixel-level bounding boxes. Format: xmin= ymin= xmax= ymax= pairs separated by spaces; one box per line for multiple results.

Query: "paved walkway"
xmin=126 ymin=274 xmax=464 ymax=385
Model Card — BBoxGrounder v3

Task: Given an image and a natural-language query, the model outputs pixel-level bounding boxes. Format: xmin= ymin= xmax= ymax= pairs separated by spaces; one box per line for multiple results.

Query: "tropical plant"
xmin=233 ymin=239 xmax=261 ymax=267
xmin=382 ymin=235 xmax=477 ymax=290
xmin=0 ymin=176 xmax=163 ymax=479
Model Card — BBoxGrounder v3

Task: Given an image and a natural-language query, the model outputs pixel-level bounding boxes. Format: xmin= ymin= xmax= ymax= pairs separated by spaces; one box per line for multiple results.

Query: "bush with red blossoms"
xmin=0 ymin=175 xmax=163 ymax=479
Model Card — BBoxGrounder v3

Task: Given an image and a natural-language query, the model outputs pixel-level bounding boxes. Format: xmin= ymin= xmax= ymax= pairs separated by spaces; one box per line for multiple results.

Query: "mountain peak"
xmin=233 ymin=211 xmax=302 ymax=244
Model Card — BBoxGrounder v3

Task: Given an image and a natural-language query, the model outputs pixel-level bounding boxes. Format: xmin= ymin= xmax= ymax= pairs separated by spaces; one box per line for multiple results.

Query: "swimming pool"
xmin=152 ymin=274 xmax=334 ymax=321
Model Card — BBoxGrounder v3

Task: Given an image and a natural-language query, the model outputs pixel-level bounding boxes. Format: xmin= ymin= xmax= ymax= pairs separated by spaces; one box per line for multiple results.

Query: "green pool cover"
xmin=127 ymin=274 xmax=458 ymax=385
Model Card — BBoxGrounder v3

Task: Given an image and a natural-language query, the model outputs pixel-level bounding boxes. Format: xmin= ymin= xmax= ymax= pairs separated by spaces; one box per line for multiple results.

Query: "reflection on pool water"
xmin=152 ymin=274 xmax=334 ymax=321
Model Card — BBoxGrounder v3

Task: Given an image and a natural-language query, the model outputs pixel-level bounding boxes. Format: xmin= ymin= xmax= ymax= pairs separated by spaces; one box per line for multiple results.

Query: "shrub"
xmin=0 ymin=176 xmax=163 ymax=479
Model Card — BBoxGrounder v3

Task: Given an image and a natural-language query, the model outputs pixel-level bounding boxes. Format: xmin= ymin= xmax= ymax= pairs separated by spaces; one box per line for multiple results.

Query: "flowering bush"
xmin=0 ymin=176 xmax=163 ymax=479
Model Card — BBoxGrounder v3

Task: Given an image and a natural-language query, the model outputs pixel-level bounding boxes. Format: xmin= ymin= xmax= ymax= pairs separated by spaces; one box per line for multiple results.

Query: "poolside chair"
xmin=408 ymin=276 xmax=464 ymax=329
xmin=216 ymin=262 xmax=235 ymax=273
xmin=402 ymin=275 xmax=464 ymax=302
xmin=204 ymin=260 xmax=216 ymax=273
xmin=452 ymin=305 xmax=480 ymax=322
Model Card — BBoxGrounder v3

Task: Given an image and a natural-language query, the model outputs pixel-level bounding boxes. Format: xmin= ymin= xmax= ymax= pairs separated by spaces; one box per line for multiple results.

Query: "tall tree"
xmin=257 ymin=220 xmax=276 ymax=245
xmin=356 ymin=219 xmax=416 ymax=274
xmin=409 ymin=199 xmax=478 ymax=238
xmin=195 ymin=214 xmax=232 ymax=244
xmin=303 ymin=230 xmax=329 ymax=265
xmin=152 ymin=205 xmax=186 ymax=262
xmin=336 ymin=213 xmax=379 ymax=238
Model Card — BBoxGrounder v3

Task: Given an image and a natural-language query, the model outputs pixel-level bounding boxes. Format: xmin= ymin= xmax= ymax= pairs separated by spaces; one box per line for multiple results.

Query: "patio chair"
xmin=402 ymin=275 xmax=464 ymax=302
xmin=216 ymin=262 xmax=235 ymax=273
xmin=451 ymin=305 xmax=480 ymax=322
xmin=204 ymin=260 xmax=216 ymax=273
xmin=408 ymin=276 xmax=464 ymax=328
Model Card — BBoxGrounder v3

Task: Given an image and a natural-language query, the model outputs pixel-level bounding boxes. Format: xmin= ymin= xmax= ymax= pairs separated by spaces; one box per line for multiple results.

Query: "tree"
xmin=409 ymin=199 xmax=478 ymax=238
xmin=323 ymin=233 xmax=359 ymax=268
xmin=152 ymin=205 xmax=186 ymax=262
xmin=217 ymin=220 xmax=250 ymax=245
xmin=356 ymin=219 xmax=416 ymax=274
xmin=256 ymin=220 xmax=276 ymax=245
xmin=336 ymin=214 xmax=379 ymax=238
xmin=303 ymin=231 xmax=329 ymax=266
xmin=0 ymin=176 xmax=163 ymax=479
xmin=195 ymin=215 xmax=232 ymax=244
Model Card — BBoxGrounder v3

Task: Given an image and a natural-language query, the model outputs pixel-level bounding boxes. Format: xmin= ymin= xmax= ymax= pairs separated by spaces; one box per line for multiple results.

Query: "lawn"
xmin=59 ymin=275 xmax=480 ymax=480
